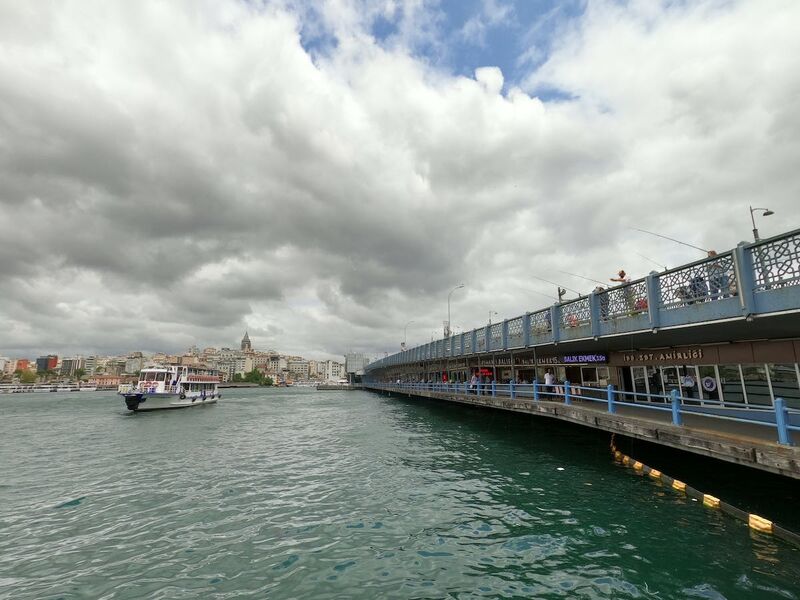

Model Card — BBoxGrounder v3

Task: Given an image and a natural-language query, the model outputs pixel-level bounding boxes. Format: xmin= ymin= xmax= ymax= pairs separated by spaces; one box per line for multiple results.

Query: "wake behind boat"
xmin=118 ymin=365 xmax=220 ymax=412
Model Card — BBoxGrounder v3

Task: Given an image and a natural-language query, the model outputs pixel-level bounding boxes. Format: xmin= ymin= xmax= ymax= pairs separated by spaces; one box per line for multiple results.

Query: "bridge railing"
xmin=368 ymin=228 xmax=800 ymax=371
xmin=368 ymin=381 xmax=799 ymax=446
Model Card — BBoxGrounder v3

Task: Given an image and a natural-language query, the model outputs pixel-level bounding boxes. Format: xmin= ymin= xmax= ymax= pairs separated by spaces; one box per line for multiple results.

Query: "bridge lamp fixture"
xmin=488 ymin=311 xmax=498 ymax=325
xmin=749 ymin=206 xmax=774 ymax=242
xmin=402 ymin=320 xmax=415 ymax=349
xmin=446 ymin=284 xmax=465 ymax=338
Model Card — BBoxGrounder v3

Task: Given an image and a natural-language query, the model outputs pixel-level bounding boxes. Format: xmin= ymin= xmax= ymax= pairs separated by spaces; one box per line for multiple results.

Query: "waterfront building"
xmin=345 ymin=353 xmax=370 ymax=382
xmin=0 ymin=357 xmax=9 ymax=374
xmin=124 ymin=353 xmax=144 ymax=374
xmin=287 ymin=359 xmax=310 ymax=379
xmin=36 ymin=355 xmax=58 ymax=373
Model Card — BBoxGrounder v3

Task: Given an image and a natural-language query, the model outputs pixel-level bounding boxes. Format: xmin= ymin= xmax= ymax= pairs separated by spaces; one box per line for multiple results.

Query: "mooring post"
xmin=774 ymin=398 xmax=792 ymax=446
xmin=607 ymin=384 xmax=616 ymax=414
xmin=671 ymin=389 xmax=683 ymax=425
xmin=564 ymin=381 xmax=571 ymax=405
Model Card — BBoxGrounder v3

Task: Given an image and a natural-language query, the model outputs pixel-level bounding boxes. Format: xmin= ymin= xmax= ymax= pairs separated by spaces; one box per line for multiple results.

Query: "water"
xmin=1 ymin=388 xmax=799 ymax=599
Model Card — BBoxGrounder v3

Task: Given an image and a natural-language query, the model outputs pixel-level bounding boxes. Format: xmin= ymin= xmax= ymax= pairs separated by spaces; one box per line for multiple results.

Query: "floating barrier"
xmin=609 ymin=434 xmax=800 ymax=547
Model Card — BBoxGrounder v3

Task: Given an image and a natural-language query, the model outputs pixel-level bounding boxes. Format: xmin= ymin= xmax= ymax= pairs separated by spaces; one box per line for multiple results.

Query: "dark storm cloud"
xmin=1 ymin=0 xmax=799 ymax=360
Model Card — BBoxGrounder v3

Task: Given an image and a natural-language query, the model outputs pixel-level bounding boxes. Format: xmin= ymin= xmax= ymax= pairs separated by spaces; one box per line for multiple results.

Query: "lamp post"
xmin=749 ymin=206 xmax=774 ymax=242
xmin=488 ymin=311 xmax=498 ymax=325
xmin=446 ymin=284 xmax=465 ymax=337
xmin=402 ymin=320 xmax=415 ymax=350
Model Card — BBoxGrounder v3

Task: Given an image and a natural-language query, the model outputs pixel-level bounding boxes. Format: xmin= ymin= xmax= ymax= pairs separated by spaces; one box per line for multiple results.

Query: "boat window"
xmin=768 ymin=364 xmax=800 ymax=410
xmin=156 ymin=372 xmax=166 ymax=381
xmin=144 ymin=372 xmax=156 ymax=381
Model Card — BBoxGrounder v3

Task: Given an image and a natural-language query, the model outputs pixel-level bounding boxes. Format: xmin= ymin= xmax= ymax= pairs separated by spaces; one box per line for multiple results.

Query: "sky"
xmin=1 ymin=0 xmax=799 ymax=361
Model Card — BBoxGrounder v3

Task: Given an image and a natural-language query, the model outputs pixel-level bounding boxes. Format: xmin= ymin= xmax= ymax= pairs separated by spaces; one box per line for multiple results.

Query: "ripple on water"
xmin=1 ymin=389 xmax=800 ymax=599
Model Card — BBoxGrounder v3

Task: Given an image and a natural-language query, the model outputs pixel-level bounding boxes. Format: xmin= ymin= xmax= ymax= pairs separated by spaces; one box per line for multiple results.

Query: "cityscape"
xmin=0 ymin=332 xmax=370 ymax=388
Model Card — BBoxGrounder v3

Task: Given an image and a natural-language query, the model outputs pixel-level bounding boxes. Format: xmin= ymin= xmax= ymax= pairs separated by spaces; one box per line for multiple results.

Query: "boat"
xmin=117 ymin=365 xmax=220 ymax=412
xmin=78 ymin=386 xmax=98 ymax=392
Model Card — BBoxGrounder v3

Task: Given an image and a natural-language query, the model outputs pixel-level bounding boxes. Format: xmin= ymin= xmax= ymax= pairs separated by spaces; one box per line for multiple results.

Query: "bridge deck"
xmin=367 ymin=386 xmax=800 ymax=479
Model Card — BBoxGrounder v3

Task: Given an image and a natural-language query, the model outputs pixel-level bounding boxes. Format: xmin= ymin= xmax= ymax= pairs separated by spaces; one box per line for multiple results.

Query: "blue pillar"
xmin=484 ymin=325 xmax=491 ymax=352
xmin=734 ymin=241 xmax=756 ymax=317
xmin=510 ymin=380 xmax=516 ymax=399
xmin=550 ymin=304 xmax=560 ymax=344
xmin=670 ymin=389 xmax=682 ymax=425
xmin=607 ymin=384 xmax=616 ymax=414
xmin=459 ymin=332 xmax=465 ymax=356
xmin=491 ymin=380 xmax=497 ymax=397
xmin=502 ymin=320 xmax=509 ymax=350
xmin=589 ymin=291 xmax=601 ymax=338
xmin=533 ymin=379 xmax=539 ymax=401
xmin=564 ymin=381 xmax=571 ymax=405
xmin=775 ymin=398 xmax=792 ymax=446
xmin=646 ymin=271 xmax=661 ymax=330
xmin=523 ymin=312 xmax=531 ymax=347
xmin=471 ymin=330 xmax=478 ymax=354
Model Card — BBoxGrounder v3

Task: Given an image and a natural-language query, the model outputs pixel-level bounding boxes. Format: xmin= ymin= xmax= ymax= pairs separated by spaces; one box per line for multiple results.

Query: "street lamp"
xmin=488 ymin=311 xmax=498 ymax=325
xmin=750 ymin=206 xmax=774 ymax=242
xmin=446 ymin=284 xmax=465 ymax=337
xmin=402 ymin=320 xmax=415 ymax=349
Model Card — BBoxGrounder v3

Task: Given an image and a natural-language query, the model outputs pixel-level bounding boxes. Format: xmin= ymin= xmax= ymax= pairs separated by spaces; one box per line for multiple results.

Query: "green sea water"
xmin=1 ymin=388 xmax=799 ymax=599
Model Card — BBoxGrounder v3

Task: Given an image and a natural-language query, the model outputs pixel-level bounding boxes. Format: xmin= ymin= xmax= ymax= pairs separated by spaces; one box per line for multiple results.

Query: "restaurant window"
xmin=718 ymin=364 xmax=744 ymax=405
xmin=741 ymin=364 xmax=771 ymax=406
xmin=767 ymin=364 xmax=800 ymax=410
xmin=631 ymin=367 xmax=648 ymax=398
xmin=647 ymin=366 xmax=664 ymax=399
xmin=697 ymin=365 xmax=720 ymax=402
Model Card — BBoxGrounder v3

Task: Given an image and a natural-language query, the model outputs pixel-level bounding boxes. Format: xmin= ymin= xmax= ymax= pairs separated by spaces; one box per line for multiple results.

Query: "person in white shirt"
xmin=544 ymin=369 xmax=555 ymax=396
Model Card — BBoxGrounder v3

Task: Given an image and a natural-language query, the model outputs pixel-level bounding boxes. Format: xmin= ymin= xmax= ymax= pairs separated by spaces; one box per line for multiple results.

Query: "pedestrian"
xmin=706 ymin=250 xmax=730 ymax=300
xmin=594 ymin=286 xmax=609 ymax=319
xmin=544 ymin=369 xmax=555 ymax=397
xmin=610 ymin=269 xmax=630 ymax=284
xmin=689 ymin=273 xmax=708 ymax=303
xmin=470 ymin=371 xmax=478 ymax=395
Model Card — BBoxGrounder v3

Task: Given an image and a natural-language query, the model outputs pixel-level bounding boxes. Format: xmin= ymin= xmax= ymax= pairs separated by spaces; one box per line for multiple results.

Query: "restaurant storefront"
xmin=611 ymin=341 xmax=800 ymax=409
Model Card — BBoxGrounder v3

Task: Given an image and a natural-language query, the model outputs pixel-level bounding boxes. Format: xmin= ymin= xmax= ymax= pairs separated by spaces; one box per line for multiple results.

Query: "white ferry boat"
xmin=118 ymin=365 xmax=220 ymax=412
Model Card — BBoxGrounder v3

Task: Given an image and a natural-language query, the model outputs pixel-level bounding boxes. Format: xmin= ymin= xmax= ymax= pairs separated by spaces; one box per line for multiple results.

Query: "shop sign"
xmin=622 ymin=348 xmax=704 ymax=363
xmin=529 ymin=354 xmax=608 ymax=366
xmin=701 ymin=376 xmax=717 ymax=392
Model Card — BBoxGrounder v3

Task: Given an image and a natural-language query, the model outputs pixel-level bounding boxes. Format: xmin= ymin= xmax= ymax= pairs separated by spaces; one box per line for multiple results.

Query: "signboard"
xmin=514 ymin=354 xmax=608 ymax=366
xmin=621 ymin=348 xmax=704 ymax=364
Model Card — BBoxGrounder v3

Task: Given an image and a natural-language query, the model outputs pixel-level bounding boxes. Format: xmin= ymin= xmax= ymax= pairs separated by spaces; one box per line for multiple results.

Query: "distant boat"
xmin=78 ymin=386 xmax=98 ymax=392
xmin=118 ymin=365 xmax=220 ymax=412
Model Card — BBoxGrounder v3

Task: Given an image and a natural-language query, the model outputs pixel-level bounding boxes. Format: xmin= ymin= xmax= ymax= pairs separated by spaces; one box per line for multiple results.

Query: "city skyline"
xmin=1 ymin=1 xmax=799 ymax=359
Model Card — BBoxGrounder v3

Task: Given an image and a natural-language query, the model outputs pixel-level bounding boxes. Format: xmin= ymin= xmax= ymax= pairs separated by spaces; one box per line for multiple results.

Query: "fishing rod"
xmin=529 ymin=275 xmax=582 ymax=296
xmin=630 ymin=227 xmax=709 ymax=254
xmin=635 ymin=252 xmax=668 ymax=271
xmin=522 ymin=287 xmax=559 ymax=302
xmin=558 ymin=270 xmax=606 ymax=286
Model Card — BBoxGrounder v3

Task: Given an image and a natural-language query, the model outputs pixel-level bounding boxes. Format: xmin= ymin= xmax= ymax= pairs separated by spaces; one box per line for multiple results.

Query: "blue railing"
xmin=368 ymin=381 xmax=800 ymax=446
xmin=368 ymin=228 xmax=800 ymax=371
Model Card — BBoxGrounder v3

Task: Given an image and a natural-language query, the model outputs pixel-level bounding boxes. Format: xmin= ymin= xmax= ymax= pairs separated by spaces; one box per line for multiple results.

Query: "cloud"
xmin=0 ymin=0 xmax=798 ymax=361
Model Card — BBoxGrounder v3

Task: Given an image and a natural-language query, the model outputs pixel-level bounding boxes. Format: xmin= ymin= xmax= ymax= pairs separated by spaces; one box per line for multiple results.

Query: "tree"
xmin=20 ymin=371 xmax=37 ymax=384
xmin=232 ymin=373 xmax=244 ymax=382
xmin=75 ymin=368 xmax=86 ymax=380
xmin=264 ymin=376 xmax=274 ymax=387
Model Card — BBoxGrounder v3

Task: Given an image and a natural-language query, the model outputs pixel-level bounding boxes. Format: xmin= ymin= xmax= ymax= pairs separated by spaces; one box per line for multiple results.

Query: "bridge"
xmin=363 ymin=228 xmax=800 ymax=478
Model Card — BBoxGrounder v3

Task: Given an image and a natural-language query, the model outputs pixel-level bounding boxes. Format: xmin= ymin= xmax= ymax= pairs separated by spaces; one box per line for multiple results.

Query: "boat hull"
xmin=122 ymin=393 xmax=219 ymax=412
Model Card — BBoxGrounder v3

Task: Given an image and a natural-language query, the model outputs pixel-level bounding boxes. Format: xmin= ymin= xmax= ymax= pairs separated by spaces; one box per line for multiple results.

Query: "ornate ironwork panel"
xmin=752 ymin=232 xmax=800 ymax=291
xmin=658 ymin=253 xmax=737 ymax=309
xmin=602 ymin=280 xmax=649 ymax=319
xmin=507 ymin=317 xmax=524 ymax=346
xmin=490 ymin=323 xmax=503 ymax=350
xmin=463 ymin=331 xmax=473 ymax=354
xmin=529 ymin=309 xmax=551 ymax=335
xmin=561 ymin=297 xmax=590 ymax=327
xmin=477 ymin=330 xmax=486 ymax=352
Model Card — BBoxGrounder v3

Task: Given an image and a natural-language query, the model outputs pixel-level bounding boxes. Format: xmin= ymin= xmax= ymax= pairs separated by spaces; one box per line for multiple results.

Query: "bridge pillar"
xmin=734 ymin=241 xmax=756 ymax=318
xmin=502 ymin=320 xmax=509 ymax=350
xmin=589 ymin=292 xmax=601 ymax=338
xmin=484 ymin=325 xmax=491 ymax=352
xmin=550 ymin=304 xmax=560 ymax=344
xmin=523 ymin=312 xmax=531 ymax=347
xmin=646 ymin=271 xmax=661 ymax=330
